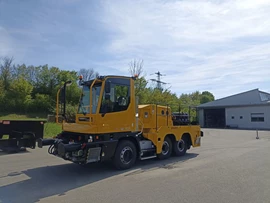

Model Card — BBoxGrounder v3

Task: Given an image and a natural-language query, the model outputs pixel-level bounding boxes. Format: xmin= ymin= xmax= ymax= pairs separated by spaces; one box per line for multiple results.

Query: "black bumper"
xmin=38 ymin=138 xmax=118 ymax=162
xmin=57 ymin=142 xmax=82 ymax=157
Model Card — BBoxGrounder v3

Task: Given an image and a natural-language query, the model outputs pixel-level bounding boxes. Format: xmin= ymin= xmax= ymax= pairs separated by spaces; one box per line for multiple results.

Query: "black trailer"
xmin=0 ymin=120 xmax=46 ymax=153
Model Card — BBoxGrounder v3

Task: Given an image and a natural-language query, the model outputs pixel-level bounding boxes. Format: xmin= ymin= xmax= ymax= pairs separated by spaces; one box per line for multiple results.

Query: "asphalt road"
xmin=0 ymin=129 xmax=270 ymax=203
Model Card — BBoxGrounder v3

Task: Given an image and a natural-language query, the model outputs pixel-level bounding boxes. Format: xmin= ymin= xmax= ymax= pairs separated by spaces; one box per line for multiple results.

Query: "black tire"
xmin=113 ymin=140 xmax=137 ymax=170
xmin=157 ymin=137 xmax=172 ymax=160
xmin=173 ymin=136 xmax=188 ymax=156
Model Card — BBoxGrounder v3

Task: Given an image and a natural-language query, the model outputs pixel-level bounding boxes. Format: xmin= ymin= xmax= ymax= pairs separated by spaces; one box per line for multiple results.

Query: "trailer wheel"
xmin=113 ymin=140 xmax=137 ymax=170
xmin=157 ymin=137 xmax=172 ymax=160
xmin=173 ymin=136 xmax=188 ymax=156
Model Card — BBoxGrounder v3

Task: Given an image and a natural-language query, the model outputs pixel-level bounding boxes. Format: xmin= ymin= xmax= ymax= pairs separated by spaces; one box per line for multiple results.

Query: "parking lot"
xmin=0 ymin=129 xmax=270 ymax=203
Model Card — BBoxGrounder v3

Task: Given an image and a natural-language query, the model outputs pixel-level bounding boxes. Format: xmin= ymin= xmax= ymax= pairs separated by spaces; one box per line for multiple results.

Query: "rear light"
xmin=81 ymin=143 xmax=86 ymax=149
xmin=3 ymin=121 xmax=10 ymax=125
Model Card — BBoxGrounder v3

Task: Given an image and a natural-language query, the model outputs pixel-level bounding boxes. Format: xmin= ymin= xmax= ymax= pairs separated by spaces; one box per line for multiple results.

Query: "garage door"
xmin=204 ymin=108 xmax=225 ymax=128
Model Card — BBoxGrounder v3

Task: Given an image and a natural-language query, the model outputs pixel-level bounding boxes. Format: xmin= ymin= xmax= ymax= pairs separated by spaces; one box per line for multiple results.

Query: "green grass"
xmin=0 ymin=113 xmax=47 ymax=120
xmin=43 ymin=122 xmax=62 ymax=138
xmin=2 ymin=135 xmax=9 ymax=139
xmin=0 ymin=114 xmax=62 ymax=138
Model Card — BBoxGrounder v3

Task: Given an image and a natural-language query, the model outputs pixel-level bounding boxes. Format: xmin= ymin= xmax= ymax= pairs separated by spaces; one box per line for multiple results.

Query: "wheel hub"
xmin=177 ymin=140 xmax=185 ymax=152
xmin=162 ymin=141 xmax=169 ymax=155
xmin=120 ymin=146 xmax=133 ymax=164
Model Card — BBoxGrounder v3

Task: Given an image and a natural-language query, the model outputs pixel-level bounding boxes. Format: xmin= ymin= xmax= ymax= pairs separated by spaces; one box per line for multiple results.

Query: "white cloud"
xmin=166 ymin=43 xmax=270 ymax=96
xmin=0 ymin=26 xmax=13 ymax=57
xmin=98 ymin=0 xmax=270 ymax=98
xmin=0 ymin=27 xmax=42 ymax=62
xmin=0 ymin=0 xmax=269 ymax=99
xmin=235 ymin=0 xmax=270 ymax=9
xmin=101 ymin=0 xmax=270 ymax=50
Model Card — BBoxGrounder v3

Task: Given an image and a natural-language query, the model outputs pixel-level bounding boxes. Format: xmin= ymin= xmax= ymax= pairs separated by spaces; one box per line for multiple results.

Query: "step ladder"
xmin=139 ymin=148 xmax=157 ymax=160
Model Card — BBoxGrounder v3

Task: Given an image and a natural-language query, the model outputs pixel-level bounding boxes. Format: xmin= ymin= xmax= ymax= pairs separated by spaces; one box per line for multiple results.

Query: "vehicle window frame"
xmin=99 ymin=78 xmax=130 ymax=114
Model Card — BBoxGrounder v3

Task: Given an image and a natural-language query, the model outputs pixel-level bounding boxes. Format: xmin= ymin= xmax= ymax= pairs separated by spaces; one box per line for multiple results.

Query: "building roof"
xmin=198 ymin=89 xmax=270 ymax=108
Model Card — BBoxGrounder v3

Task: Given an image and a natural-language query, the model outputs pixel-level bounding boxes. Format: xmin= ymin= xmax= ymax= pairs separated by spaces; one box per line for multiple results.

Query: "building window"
xmin=251 ymin=113 xmax=264 ymax=122
xmin=231 ymin=116 xmax=234 ymax=119
xmin=240 ymin=116 xmax=243 ymax=119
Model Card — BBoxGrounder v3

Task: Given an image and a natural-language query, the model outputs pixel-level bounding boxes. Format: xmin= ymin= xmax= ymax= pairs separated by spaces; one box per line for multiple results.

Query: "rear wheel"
xmin=113 ymin=140 xmax=137 ymax=170
xmin=157 ymin=137 xmax=172 ymax=160
xmin=173 ymin=136 xmax=188 ymax=156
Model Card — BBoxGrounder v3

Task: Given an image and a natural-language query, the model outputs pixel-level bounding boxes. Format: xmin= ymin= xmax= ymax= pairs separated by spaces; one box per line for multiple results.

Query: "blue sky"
xmin=0 ymin=0 xmax=270 ymax=99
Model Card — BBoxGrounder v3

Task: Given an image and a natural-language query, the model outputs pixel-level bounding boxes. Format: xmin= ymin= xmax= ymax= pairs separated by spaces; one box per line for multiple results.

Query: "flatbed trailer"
xmin=0 ymin=120 xmax=46 ymax=153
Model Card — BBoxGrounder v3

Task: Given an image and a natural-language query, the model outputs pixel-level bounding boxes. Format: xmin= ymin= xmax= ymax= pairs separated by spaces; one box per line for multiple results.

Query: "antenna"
xmin=150 ymin=71 xmax=167 ymax=90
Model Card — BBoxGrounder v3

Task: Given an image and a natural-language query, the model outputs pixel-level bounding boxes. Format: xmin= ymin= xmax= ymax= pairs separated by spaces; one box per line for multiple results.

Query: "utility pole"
xmin=150 ymin=71 xmax=167 ymax=90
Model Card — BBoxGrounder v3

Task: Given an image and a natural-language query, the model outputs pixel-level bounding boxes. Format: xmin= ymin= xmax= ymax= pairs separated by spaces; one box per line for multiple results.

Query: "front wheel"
xmin=113 ymin=140 xmax=137 ymax=170
xmin=157 ymin=137 xmax=172 ymax=160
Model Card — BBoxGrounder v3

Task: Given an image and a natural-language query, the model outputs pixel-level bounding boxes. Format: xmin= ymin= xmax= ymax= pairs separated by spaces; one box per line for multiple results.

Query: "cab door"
xmin=97 ymin=77 xmax=136 ymax=134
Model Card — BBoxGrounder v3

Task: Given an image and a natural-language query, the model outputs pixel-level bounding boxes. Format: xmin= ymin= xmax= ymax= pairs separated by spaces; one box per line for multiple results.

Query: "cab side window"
xmin=99 ymin=78 xmax=130 ymax=113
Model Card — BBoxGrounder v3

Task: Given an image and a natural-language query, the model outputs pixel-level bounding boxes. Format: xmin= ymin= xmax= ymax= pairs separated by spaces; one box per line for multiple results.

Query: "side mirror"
xmin=105 ymin=81 xmax=111 ymax=93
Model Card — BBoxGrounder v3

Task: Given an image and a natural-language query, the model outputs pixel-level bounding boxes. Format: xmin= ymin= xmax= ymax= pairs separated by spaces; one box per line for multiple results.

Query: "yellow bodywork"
xmin=138 ymin=104 xmax=201 ymax=154
xmin=62 ymin=76 xmax=137 ymax=134
xmin=58 ymin=76 xmax=201 ymax=155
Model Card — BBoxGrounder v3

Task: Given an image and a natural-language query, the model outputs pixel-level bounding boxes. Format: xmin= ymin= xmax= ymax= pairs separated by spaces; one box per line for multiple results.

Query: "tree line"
xmin=0 ymin=57 xmax=214 ymax=118
xmin=0 ymin=57 xmax=97 ymax=115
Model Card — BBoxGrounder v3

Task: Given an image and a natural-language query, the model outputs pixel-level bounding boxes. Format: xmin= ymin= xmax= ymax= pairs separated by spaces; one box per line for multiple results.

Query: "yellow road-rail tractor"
xmin=38 ymin=75 xmax=203 ymax=169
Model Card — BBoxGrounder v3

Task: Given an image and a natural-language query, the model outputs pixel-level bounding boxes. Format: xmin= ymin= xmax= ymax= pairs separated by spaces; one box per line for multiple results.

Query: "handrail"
xmin=89 ymin=78 xmax=97 ymax=117
xmin=56 ymin=88 xmax=61 ymax=124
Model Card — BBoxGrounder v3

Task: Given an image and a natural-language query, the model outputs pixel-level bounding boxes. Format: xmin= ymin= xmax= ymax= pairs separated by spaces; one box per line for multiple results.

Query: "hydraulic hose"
xmin=48 ymin=144 xmax=55 ymax=154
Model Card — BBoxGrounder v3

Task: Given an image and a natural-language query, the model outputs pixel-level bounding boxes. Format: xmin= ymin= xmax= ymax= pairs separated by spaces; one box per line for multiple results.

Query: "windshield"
xmin=78 ymin=83 xmax=101 ymax=114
